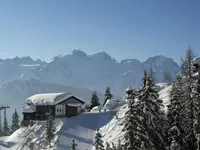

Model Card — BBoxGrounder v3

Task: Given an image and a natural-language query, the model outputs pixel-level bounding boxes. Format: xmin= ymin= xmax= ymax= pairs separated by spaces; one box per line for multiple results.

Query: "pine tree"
xmin=103 ymin=87 xmax=113 ymax=106
xmin=193 ymin=72 xmax=200 ymax=141
xmin=123 ymin=87 xmax=142 ymax=150
xmin=137 ymin=72 xmax=166 ymax=150
xmin=105 ymin=142 xmax=112 ymax=150
xmin=45 ymin=114 xmax=55 ymax=148
xmin=11 ymin=109 xmax=20 ymax=133
xmin=3 ymin=116 xmax=9 ymax=136
xmin=116 ymin=140 xmax=123 ymax=150
xmin=90 ymin=91 xmax=100 ymax=109
xmin=112 ymin=143 xmax=117 ymax=150
xmin=181 ymin=47 xmax=194 ymax=77
xmin=70 ymin=139 xmax=77 ymax=150
xmin=169 ymin=138 xmax=181 ymax=150
xmin=180 ymin=48 xmax=196 ymax=150
xmin=167 ymin=84 xmax=187 ymax=150
xmin=93 ymin=128 xmax=104 ymax=150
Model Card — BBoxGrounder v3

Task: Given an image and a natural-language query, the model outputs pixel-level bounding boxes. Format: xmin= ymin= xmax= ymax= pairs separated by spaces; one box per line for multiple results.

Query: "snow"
xmin=0 ymin=83 xmax=173 ymax=150
xmin=20 ymin=64 xmax=41 ymax=67
xmin=159 ymin=85 xmax=172 ymax=108
xmin=0 ymin=52 xmax=180 ymax=97
xmin=103 ymin=99 xmax=125 ymax=111
xmin=193 ymin=57 xmax=200 ymax=64
xmin=100 ymin=104 xmax=127 ymax=145
xmin=67 ymin=103 xmax=82 ymax=107
xmin=25 ymin=92 xmax=84 ymax=106
xmin=100 ymin=84 xmax=173 ymax=146
xmin=23 ymin=106 xmax=35 ymax=113
xmin=0 ymin=119 xmax=63 ymax=150
xmin=91 ymin=106 xmax=101 ymax=112
xmin=122 ymin=70 xmax=133 ymax=77
xmin=0 ymin=78 xmax=105 ymax=125
xmin=0 ymin=112 xmax=111 ymax=150
xmin=56 ymin=112 xmax=111 ymax=150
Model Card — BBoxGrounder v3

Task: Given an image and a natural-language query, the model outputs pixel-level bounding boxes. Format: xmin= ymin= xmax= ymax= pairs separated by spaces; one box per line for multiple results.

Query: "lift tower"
xmin=0 ymin=105 xmax=10 ymax=131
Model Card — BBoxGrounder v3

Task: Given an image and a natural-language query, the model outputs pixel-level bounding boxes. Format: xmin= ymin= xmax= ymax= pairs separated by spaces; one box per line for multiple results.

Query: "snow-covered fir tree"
xmin=167 ymin=83 xmax=187 ymax=150
xmin=103 ymin=87 xmax=113 ymax=106
xmin=180 ymin=48 xmax=196 ymax=150
xmin=3 ymin=116 xmax=9 ymax=135
xmin=137 ymin=71 xmax=166 ymax=150
xmin=70 ymin=139 xmax=77 ymax=150
xmin=193 ymin=71 xmax=200 ymax=143
xmin=93 ymin=128 xmax=104 ymax=150
xmin=11 ymin=109 xmax=20 ymax=133
xmin=105 ymin=142 xmax=112 ymax=150
xmin=45 ymin=114 xmax=55 ymax=148
xmin=169 ymin=138 xmax=181 ymax=150
xmin=123 ymin=87 xmax=142 ymax=150
xmin=90 ymin=91 xmax=100 ymax=109
xmin=116 ymin=140 xmax=123 ymax=150
xmin=112 ymin=143 xmax=117 ymax=150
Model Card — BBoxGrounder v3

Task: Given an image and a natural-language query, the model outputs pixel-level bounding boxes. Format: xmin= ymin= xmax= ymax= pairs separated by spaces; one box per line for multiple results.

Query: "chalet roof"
xmin=23 ymin=106 xmax=35 ymax=113
xmin=26 ymin=92 xmax=85 ymax=106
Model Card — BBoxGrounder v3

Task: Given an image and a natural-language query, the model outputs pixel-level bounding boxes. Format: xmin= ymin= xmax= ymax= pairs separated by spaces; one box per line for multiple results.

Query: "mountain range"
xmin=0 ymin=49 xmax=180 ymax=95
xmin=0 ymin=50 xmax=180 ymax=123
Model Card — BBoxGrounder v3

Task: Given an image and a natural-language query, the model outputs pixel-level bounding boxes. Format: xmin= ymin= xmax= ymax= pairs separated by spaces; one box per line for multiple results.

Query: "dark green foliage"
xmin=93 ymin=128 xmax=104 ymax=150
xmin=70 ymin=139 xmax=77 ymax=150
xmin=11 ymin=109 xmax=20 ymax=133
xmin=180 ymin=48 xmax=194 ymax=77
xmin=90 ymin=91 xmax=100 ymax=109
xmin=193 ymin=73 xmax=200 ymax=138
xmin=45 ymin=115 xmax=55 ymax=148
xmin=137 ymin=72 xmax=166 ymax=150
xmin=123 ymin=87 xmax=142 ymax=150
xmin=103 ymin=87 xmax=113 ymax=106
xmin=105 ymin=142 xmax=112 ymax=150
xmin=167 ymin=84 xmax=187 ymax=150
xmin=180 ymin=48 xmax=196 ymax=150
xmin=116 ymin=140 xmax=123 ymax=150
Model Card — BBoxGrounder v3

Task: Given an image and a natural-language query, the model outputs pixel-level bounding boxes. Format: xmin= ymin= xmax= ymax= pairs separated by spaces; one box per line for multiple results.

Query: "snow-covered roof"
xmin=26 ymin=92 xmax=84 ymax=106
xmin=193 ymin=57 xmax=200 ymax=64
xmin=23 ymin=106 xmax=35 ymax=113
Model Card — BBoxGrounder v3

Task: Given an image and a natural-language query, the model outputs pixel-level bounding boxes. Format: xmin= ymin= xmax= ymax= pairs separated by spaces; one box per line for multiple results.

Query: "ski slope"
xmin=56 ymin=111 xmax=111 ymax=150
xmin=0 ymin=112 xmax=111 ymax=150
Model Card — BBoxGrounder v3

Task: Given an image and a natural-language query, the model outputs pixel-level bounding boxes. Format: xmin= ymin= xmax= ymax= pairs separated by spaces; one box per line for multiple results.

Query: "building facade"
xmin=22 ymin=93 xmax=85 ymax=123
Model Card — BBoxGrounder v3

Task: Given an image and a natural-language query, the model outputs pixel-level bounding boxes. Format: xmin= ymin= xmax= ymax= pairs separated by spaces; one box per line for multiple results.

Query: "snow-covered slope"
xmin=0 ymin=83 xmax=172 ymax=150
xmin=0 ymin=79 xmax=104 ymax=124
xmin=56 ymin=112 xmax=111 ymax=150
xmin=0 ymin=51 xmax=180 ymax=95
xmin=0 ymin=112 xmax=111 ymax=150
xmin=0 ymin=119 xmax=63 ymax=150
xmin=100 ymin=84 xmax=172 ymax=146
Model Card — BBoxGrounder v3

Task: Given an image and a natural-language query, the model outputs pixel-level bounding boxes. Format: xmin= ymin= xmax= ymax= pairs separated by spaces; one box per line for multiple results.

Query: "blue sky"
xmin=0 ymin=0 xmax=199 ymax=63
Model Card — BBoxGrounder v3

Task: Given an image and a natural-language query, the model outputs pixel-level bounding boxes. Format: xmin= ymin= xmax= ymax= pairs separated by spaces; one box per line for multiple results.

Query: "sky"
xmin=0 ymin=0 xmax=199 ymax=63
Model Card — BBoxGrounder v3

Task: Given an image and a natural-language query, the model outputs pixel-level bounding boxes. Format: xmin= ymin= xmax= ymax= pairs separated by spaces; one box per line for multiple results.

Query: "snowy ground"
xmin=100 ymin=84 xmax=172 ymax=146
xmin=56 ymin=112 xmax=111 ymax=150
xmin=0 ymin=119 xmax=63 ymax=150
xmin=0 ymin=84 xmax=172 ymax=150
xmin=0 ymin=112 xmax=111 ymax=150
